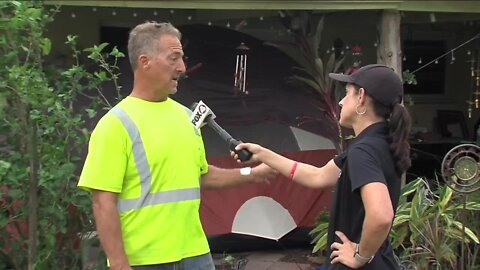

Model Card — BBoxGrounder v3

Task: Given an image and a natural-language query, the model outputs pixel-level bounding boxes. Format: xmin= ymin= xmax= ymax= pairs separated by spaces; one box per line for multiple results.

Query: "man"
xmin=78 ymin=21 xmax=276 ymax=270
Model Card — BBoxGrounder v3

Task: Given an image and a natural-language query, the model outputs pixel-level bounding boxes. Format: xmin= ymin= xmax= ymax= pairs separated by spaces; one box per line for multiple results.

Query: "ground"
xmin=212 ymin=248 xmax=323 ymax=270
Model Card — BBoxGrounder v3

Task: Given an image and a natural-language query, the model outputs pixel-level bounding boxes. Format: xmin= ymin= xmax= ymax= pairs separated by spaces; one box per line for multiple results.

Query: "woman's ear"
xmin=358 ymin=88 xmax=367 ymax=104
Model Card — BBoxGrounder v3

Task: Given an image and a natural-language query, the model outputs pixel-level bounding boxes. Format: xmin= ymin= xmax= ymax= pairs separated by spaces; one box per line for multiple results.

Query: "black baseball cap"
xmin=329 ymin=64 xmax=403 ymax=107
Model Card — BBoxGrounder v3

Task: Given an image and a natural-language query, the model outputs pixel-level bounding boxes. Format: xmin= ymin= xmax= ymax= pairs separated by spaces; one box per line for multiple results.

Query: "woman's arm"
xmin=235 ymin=143 xmax=340 ymax=189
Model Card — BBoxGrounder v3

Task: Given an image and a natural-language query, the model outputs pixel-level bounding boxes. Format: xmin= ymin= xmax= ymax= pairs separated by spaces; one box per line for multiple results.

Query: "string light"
xmin=170 ymin=9 xmax=175 ymax=14
xmin=450 ymin=50 xmax=455 ymax=64
xmin=92 ymin=7 xmax=97 ymax=12
xmin=226 ymin=22 xmax=230 ymax=28
xmin=71 ymin=13 xmax=76 ymax=18
xmin=133 ymin=12 xmax=137 ymax=17
xmin=411 ymin=32 xmax=479 ymax=74
xmin=187 ymin=15 xmax=192 ymax=20
xmin=259 ymin=16 xmax=264 ymax=21
xmin=153 ymin=11 xmax=158 ymax=16
xmin=112 ymin=10 xmax=116 ymax=16
xmin=207 ymin=21 xmax=212 ymax=26
xmin=418 ymin=58 xmax=422 ymax=64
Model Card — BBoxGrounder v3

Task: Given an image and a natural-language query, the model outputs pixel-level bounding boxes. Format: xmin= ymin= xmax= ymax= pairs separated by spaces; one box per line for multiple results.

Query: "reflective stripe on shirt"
xmin=111 ymin=107 xmax=200 ymax=212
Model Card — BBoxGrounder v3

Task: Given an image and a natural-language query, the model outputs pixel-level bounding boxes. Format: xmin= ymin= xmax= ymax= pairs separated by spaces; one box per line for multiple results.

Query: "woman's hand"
xmin=231 ymin=142 xmax=264 ymax=163
xmin=330 ymin=231 xmax=365 ymax=269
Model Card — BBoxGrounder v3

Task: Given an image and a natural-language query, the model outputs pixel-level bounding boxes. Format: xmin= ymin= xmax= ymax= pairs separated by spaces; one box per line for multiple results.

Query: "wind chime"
xmin=234 ymin=42 xmax=249 ymax=95
xmin=467 ymin=49 xmax=480 ymax=118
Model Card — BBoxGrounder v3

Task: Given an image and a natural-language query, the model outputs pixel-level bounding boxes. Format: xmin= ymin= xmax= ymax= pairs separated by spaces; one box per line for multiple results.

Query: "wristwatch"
xmin=354 ymin=244 xmax=374 ymax=264
xmin=240 ymin=167 xmax=252 ymax=176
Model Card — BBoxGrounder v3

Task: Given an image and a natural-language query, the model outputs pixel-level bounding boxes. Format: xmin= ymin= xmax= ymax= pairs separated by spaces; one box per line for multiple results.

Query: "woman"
xmin=234 ymin=64 xmax=411 ymax=269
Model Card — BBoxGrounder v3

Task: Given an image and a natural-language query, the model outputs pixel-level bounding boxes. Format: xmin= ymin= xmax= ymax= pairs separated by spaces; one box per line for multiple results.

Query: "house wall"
xmin=46 ymin=6 xmax=479 ymax=139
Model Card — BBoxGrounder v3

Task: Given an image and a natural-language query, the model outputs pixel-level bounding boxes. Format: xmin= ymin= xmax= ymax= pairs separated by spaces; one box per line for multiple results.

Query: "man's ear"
xmin=139 ymin=54 xmax=150 ymax=70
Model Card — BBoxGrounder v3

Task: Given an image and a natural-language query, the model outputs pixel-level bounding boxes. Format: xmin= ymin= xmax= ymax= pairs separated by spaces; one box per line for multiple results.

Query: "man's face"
xmin=147 ymin=34 xmax=186 ymax=95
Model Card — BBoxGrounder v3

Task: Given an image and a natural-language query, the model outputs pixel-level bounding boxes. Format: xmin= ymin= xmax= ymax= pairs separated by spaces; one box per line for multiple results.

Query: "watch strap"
xmin=354 ymin=243 xmax=374 ymax=264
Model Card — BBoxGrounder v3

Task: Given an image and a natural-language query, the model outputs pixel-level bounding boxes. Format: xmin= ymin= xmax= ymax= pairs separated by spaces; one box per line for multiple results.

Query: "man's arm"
xmin=92 ymin=190 xmax=132 ymax=270
xmin=357 ymin=182 xmax=394 ymax=259
xmin=201 ymin=163 xmax=276 ymax=190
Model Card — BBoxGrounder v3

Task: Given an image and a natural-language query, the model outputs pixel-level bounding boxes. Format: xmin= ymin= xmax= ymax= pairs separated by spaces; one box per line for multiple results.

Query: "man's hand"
xmin=250 ymin=163 xmax=278 ymax=184
xmin=330 ymin=231 xmax=365 ymax=269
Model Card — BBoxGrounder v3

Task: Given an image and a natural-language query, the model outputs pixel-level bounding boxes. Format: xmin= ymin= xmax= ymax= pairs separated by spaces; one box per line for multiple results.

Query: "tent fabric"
xmin=200 ymin=149 xmax=336 ymax=236
xmin=231 ymin=196 xmax=297 ymax=240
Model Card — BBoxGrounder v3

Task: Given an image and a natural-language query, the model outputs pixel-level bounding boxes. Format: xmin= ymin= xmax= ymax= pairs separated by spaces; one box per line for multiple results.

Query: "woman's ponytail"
xmin=388 ymin=104 xmax=412 ymax=173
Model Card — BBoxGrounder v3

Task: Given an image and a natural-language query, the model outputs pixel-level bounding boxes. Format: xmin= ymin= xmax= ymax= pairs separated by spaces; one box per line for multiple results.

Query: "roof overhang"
xmin=43 ymin=1 xmax=480 ymax=13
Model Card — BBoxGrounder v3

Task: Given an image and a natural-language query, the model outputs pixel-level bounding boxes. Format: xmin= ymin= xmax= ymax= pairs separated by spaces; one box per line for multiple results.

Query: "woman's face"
xmin=338 ymin=84 xmax=360 ymax=128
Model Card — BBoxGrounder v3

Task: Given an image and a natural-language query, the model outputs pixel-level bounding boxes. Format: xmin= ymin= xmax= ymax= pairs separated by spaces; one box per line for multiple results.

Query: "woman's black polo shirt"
xmin=326 ymin=122 xmax=401 ymax=270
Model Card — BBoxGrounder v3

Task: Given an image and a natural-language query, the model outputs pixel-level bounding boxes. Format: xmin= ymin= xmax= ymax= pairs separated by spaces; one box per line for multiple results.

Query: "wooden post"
xmin=377 ymin=10 xmax=402 ymax=76
xmin=378 ymin=10 xmax=407 ymax=188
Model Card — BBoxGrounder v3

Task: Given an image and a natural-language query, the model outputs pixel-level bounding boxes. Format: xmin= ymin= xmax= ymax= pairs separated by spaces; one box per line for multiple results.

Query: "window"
xmin=403 ymin=40 xmax=446 ymax=95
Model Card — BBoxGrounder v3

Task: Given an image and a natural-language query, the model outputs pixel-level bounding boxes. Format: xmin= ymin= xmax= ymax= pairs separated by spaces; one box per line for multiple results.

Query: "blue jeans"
xmin=131 ymin=253 xmax=215 ymax=270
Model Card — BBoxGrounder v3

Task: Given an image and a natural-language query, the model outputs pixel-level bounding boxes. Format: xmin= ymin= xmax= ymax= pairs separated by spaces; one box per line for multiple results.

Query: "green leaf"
xmin=0 ymin=160 xmax=12 ymax=175
xmin=10 ymin=1 xmax=22 ymax=7
xmin=110 ymin=46 xmax=125 ymax=58
xmin=40 ymin=38 xmax=51 ymax=56
xmin=312 ymin=231 xmax=328 ymax=253
xmin=437 ymin=185 xmax=452 ymax=211
xmin=94 ymin=71 xmax=107 ymax=80
xmin=96 ymin=42 xmax=109 ymax=52
xmin=85 ymin=108 xmax=96 ymax=119
xmin=451 ymin=221 xmax=479 ymax=244
xmin=25 ymin=7 xmax=42 ymax=19
xmin=401 ymin=177 xmax=423 ymax=197
xmin=66 ymin=35 xmax=77 ymax=45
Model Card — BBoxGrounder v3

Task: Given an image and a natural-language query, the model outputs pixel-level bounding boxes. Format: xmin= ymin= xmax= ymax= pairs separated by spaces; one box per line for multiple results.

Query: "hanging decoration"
xmin=234 ymin=43 xmax=249 ymax=95
xmin=350 ymin=44 xmax=363 ymax=73
xmin=466 ymin=49 xmax=480 ymax=118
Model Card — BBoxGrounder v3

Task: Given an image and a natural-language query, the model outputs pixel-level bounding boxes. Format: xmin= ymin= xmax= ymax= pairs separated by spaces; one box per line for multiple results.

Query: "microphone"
xmin=190 ymin=101 xmax=252 ymax=162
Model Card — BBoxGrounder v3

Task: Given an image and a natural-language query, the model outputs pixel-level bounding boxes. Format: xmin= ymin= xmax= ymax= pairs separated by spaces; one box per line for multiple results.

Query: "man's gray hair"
xmin=128 ymin=21 xmax=181 ymax=71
